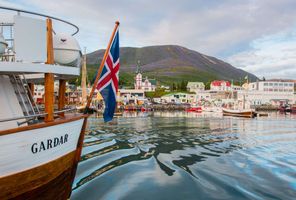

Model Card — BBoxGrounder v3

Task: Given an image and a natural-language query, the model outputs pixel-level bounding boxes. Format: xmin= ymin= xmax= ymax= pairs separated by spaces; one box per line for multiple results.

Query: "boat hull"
xmin=186 ymin=107 xmax=202 ymax=112
xmin=222 ymin=108 xmax=255 ymax=118
xmin=0 ymin=114 xmax=88 ymax=199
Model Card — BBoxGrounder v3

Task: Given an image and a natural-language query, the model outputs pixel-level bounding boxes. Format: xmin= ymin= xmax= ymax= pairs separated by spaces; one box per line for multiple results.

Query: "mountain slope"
xmin=86 ymin=45 xmax=257 ymax=85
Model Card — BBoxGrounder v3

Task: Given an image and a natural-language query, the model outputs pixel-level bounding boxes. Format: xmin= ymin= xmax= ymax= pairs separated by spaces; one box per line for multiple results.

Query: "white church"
xmin=134 ymin=62 xmax=156 ymax=92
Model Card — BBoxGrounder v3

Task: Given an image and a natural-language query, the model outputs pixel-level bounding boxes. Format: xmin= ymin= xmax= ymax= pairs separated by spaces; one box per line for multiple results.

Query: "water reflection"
xmin=72 ymin=111 xmax=296 ymax=200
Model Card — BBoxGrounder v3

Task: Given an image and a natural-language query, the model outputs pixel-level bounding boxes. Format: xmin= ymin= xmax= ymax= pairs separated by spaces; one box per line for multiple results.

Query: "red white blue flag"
xmin=96 ymin=28 xmax=120 ymax=122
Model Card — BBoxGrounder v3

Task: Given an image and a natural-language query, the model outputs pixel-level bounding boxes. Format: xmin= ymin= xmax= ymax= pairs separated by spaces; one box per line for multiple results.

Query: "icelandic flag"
xmin=96 ymin=29 xmax=120 ymax=122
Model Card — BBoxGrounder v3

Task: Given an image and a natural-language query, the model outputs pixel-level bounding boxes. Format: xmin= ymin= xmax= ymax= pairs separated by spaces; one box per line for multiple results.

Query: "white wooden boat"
xmin=222 ymin=108 xmax=255 ymax=118
xmin=0 ymin=7 xmax=88 ymax=199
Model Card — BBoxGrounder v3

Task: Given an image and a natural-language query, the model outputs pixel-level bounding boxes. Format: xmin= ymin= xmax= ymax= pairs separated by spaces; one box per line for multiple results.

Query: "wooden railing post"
xmin=58 ymin=79 xmax=66 ymax=118
xmin=44 ymin=18 xmax=54 ymax=122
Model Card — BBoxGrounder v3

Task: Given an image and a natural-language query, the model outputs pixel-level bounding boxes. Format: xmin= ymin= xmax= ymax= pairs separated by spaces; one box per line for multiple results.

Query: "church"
xmin=134 ymin=62 xmax=156 ymax=92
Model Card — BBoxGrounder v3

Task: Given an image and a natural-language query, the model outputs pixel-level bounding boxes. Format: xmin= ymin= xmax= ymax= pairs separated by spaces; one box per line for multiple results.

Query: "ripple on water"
xmin=72 ymin=113 xmax=296 ymax=200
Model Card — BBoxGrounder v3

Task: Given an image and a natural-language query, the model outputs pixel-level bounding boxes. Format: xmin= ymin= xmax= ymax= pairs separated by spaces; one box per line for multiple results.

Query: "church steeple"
xmin=136 ymin=60 xmax=141 ymax=74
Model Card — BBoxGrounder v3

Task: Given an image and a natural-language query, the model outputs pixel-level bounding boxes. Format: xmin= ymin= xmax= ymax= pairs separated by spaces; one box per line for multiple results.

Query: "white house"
xmin=161 ymin=93 xmax=195 ymax=104
xmin=210 ymin=80 xmax=231 ymax=91
xmin=118 ymin=89 xmax=146 ymax=105
xmin=187 ymin=82 xmax=205 ymax=93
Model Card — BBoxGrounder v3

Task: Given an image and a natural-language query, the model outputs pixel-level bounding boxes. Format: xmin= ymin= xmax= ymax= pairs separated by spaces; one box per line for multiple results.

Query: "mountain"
xmin=86 ymin=45 xmax=257 ymax=86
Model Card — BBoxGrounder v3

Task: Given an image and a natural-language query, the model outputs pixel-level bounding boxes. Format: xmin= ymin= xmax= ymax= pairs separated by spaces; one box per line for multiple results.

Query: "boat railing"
xmin=0 ymin=6 xmax=81 ymax=68
xmin=0 ymin=108 xmax=77 ymax=124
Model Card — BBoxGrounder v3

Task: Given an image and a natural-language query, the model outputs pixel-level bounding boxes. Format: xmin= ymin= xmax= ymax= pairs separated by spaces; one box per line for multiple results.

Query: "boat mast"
xmin=243 ymin=94 xmax=245 ymax=109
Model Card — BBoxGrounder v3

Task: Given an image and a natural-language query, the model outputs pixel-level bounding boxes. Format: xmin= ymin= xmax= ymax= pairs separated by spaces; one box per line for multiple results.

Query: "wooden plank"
xmin=17 ymin=166 xmax=73 ymax=200
xmin=0 ymin=150 xmax=76 ymax=199
xmin=58 ymin=79 xmax=66 ymax=118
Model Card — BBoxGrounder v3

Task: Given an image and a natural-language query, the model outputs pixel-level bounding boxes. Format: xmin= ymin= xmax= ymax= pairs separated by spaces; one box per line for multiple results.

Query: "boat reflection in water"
xmin=72 ymin=111 xmax=296 ymax=200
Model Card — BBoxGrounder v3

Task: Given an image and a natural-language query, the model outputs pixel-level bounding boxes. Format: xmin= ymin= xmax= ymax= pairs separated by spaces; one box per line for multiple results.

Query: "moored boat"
xmin=279 ymin=104 xmax=296 ymax=113
xmin=186 ymin=105 xmax=202 ymax=112
xmin=0 ymin=7 xmax=88 ymax=199
xmin=222 ymin=108 xmax=255 ymax=118
xmin=186 ymin=107 xmax=202 ymax=112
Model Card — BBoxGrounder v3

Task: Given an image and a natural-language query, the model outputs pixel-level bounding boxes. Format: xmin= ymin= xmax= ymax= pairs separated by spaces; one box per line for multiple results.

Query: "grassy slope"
xmin=86 ymin=64 xmax=217 ymax=88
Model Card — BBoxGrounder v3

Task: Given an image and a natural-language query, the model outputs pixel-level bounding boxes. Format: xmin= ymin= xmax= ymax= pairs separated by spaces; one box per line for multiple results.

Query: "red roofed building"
xmin=210 ymin=80 xmax=231 ymax=91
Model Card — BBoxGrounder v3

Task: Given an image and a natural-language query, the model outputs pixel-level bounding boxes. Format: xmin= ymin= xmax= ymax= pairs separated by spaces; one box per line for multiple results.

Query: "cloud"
xmin=227 ymin=29 xmax=296 ymax=79
xmin=1 ymin=0 xmax=296 ymax=79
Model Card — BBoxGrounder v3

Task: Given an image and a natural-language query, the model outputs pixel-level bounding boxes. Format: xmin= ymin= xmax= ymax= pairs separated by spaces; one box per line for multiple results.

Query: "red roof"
xmin=211 ymin=80 xmax=231 ymax=87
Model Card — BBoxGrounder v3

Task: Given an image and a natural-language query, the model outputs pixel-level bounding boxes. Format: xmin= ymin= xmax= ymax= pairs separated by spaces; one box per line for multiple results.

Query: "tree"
xmin=171 ymin=83 xmax=176 ymax=91
xmin=205 ymin=81 xmax=211 ymax=90
xmin=180 ymin=80 xmax=187 ymax=91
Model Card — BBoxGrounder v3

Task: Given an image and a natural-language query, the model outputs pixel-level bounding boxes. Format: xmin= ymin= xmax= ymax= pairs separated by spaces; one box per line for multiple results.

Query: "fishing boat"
xmin=222 ymin=108 xmax=255 ymax=118
xmin=0 ymin=7 xmax=88 ymax=199
xmin=222 ymin=89 xmax=256 ymax=118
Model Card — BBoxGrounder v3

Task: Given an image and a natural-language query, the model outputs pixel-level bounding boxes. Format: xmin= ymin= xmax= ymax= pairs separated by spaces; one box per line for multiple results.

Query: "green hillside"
xmin=85 ymin=45 xmax=257 ymax=87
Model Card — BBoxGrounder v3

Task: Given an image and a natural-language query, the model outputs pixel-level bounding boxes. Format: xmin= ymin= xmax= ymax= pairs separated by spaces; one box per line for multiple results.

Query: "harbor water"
xmin=72 ymin=112 xmax=296 ymax=200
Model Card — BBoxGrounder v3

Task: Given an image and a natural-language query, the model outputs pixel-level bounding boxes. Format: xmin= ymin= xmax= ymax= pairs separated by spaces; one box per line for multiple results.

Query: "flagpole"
xmin=85 ymin=21 xmax=120 ymax=112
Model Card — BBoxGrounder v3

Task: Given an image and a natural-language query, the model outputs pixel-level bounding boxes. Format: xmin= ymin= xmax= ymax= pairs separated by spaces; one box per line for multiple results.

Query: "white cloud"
xmin=227 ymin=29 xmax=296 ymax=79
xmin=1 ymin=0 xmax=296 ymax=78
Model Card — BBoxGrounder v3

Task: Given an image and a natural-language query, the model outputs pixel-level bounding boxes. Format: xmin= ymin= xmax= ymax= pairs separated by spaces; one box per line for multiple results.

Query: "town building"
xmin=194 ymin=90 xmax=212 ymax=102
xmin=33 ymin=82 xmax=82 ymax=104
xmin=160 ymin=85 xmax=170 ymax=92
xmin=239 ymin=80 xmax=295 ymax=106
xmin=187 ymin=82 xmax=205 ymax=93
xmin=210 ymin=80 xmax=231 ymax=91
xmin=118 ymin=89 xmax=147 ymax=105
xmin=248 ymin=80 xmax=294 ymax=92
xmin=231 ymin=85 xmax=243 ymax=91
xmin=160 ymin=92 xmax=195 ymax=104
xmin=33 ymin=84 xmax=45 ymax=104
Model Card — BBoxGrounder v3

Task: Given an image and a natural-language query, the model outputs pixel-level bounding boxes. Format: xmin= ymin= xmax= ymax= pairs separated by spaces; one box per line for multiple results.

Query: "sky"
xmin=1 ymin=0 xmax=296 ymax=79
